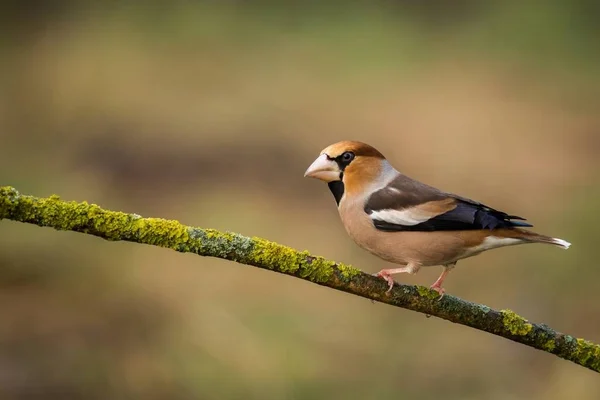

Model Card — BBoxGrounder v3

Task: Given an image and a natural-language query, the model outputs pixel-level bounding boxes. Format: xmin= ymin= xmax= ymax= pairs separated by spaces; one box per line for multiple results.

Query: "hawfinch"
xmin=304 ymin=141 xmax=571 ymax=296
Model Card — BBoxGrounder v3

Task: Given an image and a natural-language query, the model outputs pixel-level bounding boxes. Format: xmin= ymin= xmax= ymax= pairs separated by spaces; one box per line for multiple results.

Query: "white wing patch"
xmin=368 ymin=208 xmax=435 ymax=226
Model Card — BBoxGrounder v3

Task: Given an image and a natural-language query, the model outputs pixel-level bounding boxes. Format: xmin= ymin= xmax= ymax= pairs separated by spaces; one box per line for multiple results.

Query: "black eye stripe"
xmin=334 ymin=151 xmax=355 ymax=170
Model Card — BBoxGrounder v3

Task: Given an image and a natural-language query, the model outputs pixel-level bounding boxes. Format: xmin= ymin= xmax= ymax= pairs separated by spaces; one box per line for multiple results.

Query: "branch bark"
xmin=1 ymin=186 xmax=598 ymax=373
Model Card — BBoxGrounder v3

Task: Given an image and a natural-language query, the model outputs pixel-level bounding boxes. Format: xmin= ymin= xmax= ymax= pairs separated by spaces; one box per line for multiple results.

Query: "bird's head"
xmin=304 ymin=141 xmax=388 ymax=202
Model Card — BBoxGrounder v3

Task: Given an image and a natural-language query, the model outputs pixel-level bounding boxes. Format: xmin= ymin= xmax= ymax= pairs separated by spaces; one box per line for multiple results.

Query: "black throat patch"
xmin=327 ymin=181 xmax=345 ymax=205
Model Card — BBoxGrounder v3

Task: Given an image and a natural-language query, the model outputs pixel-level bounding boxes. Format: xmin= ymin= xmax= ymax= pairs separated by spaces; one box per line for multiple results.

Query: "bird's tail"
xmin=507 ymin=228 xmax=571 ymax=249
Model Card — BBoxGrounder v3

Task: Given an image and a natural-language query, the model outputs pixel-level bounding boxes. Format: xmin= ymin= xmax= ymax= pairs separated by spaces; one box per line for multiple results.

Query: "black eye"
xmin=341 ymin=151 xmax=355 ymax=163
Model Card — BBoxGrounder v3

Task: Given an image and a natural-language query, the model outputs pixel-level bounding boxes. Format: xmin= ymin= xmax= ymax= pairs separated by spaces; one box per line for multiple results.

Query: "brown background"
xmin=1 ymin=1 xmax=599 ymax=399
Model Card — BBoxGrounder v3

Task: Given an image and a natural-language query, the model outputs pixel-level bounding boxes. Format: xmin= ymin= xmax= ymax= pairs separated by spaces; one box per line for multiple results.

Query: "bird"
xmin=304 ymin=140 xmax=571 ymax=297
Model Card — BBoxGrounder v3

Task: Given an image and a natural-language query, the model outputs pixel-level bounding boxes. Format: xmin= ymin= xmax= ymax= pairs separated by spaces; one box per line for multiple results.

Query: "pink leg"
xmin=429 ymin=263 xmax=456 ymax=299
xmin=374 ymin=263 xmax=421 ymax=293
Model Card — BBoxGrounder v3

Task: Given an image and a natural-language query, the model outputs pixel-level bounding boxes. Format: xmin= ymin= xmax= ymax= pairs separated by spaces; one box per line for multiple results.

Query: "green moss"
xmin=299 ymin=255 xmax=337 ymax=283
xmin=544 ymin=339 xmax=556 ymax=351
xmin=0 ymin=186 xmax=340 ymax=283
xmin=133 ymin=217 xmax=191 ymax=250
xmin=249 ymin=237 xmax=335 ymax=283
xmin=337 ymin=263 xmax=361 ymax=280
xmin=416 ymin=286 xmax=439 ymax=300
xmin=250 ymin=237 xmax=302 ymax=273
xmin=188 ymin=228 xmax=254 ymax=260
xmin=6 ymin=185 xmax=600 ymax=373
xmin=0 ymin=186 xmax=195 ymax=251
xmin=574 ymin=338 xmax=600 ymax=371
xmin=501 ymin=309 xmax=533 ymax=336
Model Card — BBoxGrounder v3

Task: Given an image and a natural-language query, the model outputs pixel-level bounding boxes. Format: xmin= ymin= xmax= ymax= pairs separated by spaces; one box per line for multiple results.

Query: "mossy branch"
xmin=1 ymin=186 xmax=598 ymax=373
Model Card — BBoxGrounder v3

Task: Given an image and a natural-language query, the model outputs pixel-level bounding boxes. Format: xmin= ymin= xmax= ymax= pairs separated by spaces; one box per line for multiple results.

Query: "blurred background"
xmin=1 ymin=1 xmax=599 ymax=399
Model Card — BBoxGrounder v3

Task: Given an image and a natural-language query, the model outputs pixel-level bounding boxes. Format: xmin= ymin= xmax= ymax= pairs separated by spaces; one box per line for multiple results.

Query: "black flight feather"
xmin=365 ymin=175 xmax=533 ymax=232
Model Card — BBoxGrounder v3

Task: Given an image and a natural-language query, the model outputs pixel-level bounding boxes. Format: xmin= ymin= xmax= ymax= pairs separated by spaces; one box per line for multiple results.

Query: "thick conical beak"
xmin=304 ymin=154 xmax=340 ymax=182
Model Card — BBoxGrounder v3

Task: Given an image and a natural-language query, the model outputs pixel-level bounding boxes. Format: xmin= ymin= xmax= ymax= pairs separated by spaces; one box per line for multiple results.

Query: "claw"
xmin=429 ymin=284 xmax=445 ymax=300
xmin=375 ymin=270 xmax=395 ymax=293
xmin=374 ymin=265 xmax=420 ymax=294
xmin=429 ymin=264 xmax=453 ymax=300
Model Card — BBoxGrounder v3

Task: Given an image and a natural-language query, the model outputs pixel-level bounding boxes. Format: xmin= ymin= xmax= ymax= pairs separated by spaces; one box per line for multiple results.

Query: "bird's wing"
xmin=364 ymin=175 xmax=532 ymax=232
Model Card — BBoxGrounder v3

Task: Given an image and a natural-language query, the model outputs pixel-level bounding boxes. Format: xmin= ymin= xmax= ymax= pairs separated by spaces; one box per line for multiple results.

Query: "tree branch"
xmin=1 ymin=186 xmax=598 ymax=372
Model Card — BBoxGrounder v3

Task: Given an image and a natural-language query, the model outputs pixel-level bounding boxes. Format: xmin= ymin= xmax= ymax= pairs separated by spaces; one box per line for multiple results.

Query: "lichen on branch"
xmin=1 ymin=185 xmax=599 ymax=373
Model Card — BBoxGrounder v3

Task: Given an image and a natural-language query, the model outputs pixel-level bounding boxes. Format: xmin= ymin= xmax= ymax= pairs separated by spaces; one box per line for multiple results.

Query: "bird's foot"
xmin=429 ymin=283 xmax=446 ymax=300
xmin=429 ymin=265 xmax=453 ymax=300
xmin=373 ymin=265 xmax=420 ymax=293
xmin=373 ymin=270 xmax=396 ymax=293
